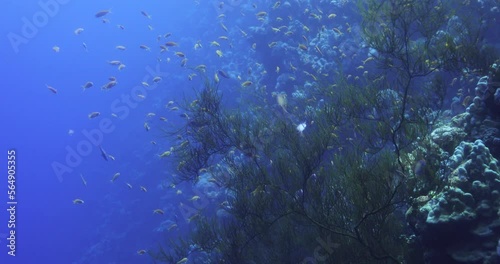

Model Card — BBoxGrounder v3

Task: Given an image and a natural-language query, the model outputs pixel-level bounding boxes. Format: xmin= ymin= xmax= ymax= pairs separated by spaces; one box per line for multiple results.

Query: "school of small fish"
xmin=47 ymin=1 xmax=463 ymax=261
xmin=55 ymin=2 xmax=355 ymax=260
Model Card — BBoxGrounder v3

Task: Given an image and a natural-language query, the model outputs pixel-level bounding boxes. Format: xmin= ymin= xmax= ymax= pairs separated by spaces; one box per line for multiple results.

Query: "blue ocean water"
xmin=1 ymin=0 xmax=500 ymax=263
xmin=0 ymin=1 xmax=210 ymax=263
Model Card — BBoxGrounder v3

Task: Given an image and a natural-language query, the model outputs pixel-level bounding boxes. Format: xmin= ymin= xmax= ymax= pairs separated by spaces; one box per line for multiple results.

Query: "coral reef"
xmin=407 ymin=140 xmax=500 ymax=263
xmin=430 ymin=125 xmax=467 ymax=154
xmin=465 ymin=64 xmax=500 ymax=157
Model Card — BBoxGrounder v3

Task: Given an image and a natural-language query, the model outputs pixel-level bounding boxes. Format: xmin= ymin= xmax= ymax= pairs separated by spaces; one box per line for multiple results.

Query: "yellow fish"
xmin=177 ymin=258 xmax=188 ymax=264
xmin=139 ymin=45 xmax=150 ymax=51
xmin=189 ymin=195 xmax=201 ymax=201
xmin=276 ymin=92 xmax=287 ymax=112
xmin=80 ymin=174 xmax=87 ymax=187
xmin=256 ymin=11 xmax=267 ymax=17
xmin=220 ymin=22 xmax=228 ymax=32
xmin=88 ymin=112 xmax=101 ymax=119
xmin=214 ymin=72 xmax=220 ymax=83
xmin=153 ymin=209 xmax=165 ymax=215
xmin=241 ymin=81 xmax=253 ymax=87
xmin=160 ymin=151 xmax=171 ymax=158
xmin=110 ymin=172 xmax=120 ymax=183
xmin=168 ymin=223 xmax=178 ymax=231
xmin=73 ymin=199 xmax=84 ymax=204
xmin=74 ymin=28 xmax=84 ymax=35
